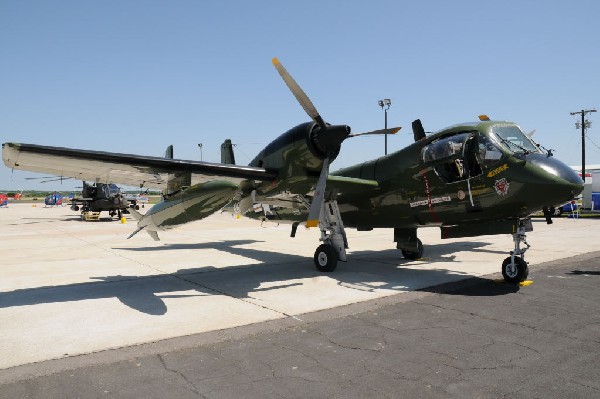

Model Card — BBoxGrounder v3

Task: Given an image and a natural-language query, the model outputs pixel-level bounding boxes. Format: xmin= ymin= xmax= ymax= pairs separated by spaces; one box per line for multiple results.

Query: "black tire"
xmin=314 ymin=244 xmax=338 ymax=272
xmin=502 ymin=256 xmax=529 ymax=283
xmin=401 ymin=238 xmax=424 ymax=260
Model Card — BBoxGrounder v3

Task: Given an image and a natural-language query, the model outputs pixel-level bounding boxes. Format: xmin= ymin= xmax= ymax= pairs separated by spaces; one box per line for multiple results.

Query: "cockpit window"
xmin=477 ymin=134 xmax=503 ymax=168
xmin=422 ymin=132 xmax=479 ymax=183
xmin=491 ymin=125 xmax=539 ymax=154
xmin=422 ymin=133 xmax=471 ymax=163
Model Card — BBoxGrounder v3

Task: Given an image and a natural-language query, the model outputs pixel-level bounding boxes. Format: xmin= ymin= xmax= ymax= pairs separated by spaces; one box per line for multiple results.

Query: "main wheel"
xmin=502 ymin=256 xmax=529 ymax=283
xmin=401 ymin=238 xmax=424 ymax=260
xmin=314 ymin=244 xmax=338 ymax=272
xmin=552 ymin=207 xmax=563 ymax=216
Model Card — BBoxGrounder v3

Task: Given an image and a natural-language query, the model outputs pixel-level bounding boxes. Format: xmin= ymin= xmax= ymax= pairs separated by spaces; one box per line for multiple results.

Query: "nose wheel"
xmin=312 ymin=200 xmax=348 ymax=272
xmin=502 ymin=219 xmax=531 ymax=283
xmin=314 ymin=243 xmax=337 ymax=272
xmin=502 ymin=255 xmax=529 ymax=283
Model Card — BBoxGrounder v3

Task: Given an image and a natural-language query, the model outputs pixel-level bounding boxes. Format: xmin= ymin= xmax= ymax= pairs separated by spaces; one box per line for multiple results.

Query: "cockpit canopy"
xmin=421 ymin=122 xmax=539 ymax=184
xmin=490 ymin=124 xmax=540 ymax=154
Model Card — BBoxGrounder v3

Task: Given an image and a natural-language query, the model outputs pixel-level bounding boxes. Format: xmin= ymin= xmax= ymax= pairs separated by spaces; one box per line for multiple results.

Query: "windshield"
xmin=491 ymin=125 xmax=540 ymax=154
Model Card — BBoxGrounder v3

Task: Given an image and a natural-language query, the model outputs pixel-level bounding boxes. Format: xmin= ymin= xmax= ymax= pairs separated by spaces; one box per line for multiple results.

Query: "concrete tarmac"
xmin=1 ymin=203 xmax=599 ymax=397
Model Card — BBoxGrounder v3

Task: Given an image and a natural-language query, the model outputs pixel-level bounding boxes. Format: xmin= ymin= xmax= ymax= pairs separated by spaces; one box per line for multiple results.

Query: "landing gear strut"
xmin=502 ymin=218 xmax=531 ymax=283
xmin=313 ymin=200 xmax=348 ymax=272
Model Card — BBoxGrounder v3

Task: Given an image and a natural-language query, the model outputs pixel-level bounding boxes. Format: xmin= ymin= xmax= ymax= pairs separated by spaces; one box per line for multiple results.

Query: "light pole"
xmin=570 ymin=109 xmax=596 ymax=182
xmin=198 ymin=143 xmax=203 ymax=161
xmin=378 ymin=98 xmax=391 ymax=155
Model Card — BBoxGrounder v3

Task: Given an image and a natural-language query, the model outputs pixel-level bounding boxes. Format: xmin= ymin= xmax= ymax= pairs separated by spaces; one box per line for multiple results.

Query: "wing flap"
xmin=3 ymin=143 xmax=276 ymax=189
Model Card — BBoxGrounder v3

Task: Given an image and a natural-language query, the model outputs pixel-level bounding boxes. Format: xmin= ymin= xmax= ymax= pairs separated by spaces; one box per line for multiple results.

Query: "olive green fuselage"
xmin=245 ymin=121 xmax=583 ymax=231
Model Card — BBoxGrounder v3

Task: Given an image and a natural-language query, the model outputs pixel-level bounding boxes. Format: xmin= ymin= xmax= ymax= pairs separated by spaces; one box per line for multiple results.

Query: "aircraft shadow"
xmin=0 ymin=239 xmax=519 ymax=316
xmin=566 ymin=270 xmax=600 ymax=276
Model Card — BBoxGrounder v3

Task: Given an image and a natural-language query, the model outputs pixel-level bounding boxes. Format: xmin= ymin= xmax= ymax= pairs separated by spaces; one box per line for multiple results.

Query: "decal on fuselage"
xmin=487 ymin=163 xmax=508 ymax=178
xmin=494 ymin=178 xmax=510 ymax=196
xmin=410 ymin=196 xmax=451 ymax=208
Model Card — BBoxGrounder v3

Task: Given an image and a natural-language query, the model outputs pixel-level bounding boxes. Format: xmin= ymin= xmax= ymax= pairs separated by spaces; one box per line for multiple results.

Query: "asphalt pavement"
xmin=2 ymin=250 xmax=599 ymax=398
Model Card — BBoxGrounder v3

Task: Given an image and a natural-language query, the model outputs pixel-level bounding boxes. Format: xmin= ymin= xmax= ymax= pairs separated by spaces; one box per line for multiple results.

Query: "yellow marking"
xmin=272 ymin=57 xmax=280 ymax=65
xmin=306 ymin=220 xmax=319 ymax=228
xmin=487 ymin=163 xmax=509 ymax=178
xmin=390 ymin=127 xmax=402 ymax=134
xmin=479 ymin=114 xmax=490 ymax=121
xmin=493 ymin=278 xmax=534 ymax=286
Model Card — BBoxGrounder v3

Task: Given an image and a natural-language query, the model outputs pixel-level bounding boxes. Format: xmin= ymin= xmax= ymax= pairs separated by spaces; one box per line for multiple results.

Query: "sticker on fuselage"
xmin=457 ymin=190 xmax=466 ymax=200
xmin=487 ymin=163 xmax=509 ymax=178
xmin=494 ymin=178 xmax=510 ymax=196
xmin=410 ymin=196 xmax=451 ymax=208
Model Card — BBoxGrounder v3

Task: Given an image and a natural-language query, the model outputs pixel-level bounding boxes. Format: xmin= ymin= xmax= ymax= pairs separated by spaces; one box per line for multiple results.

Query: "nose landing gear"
xmin=312 ymin=200 xmax=348 ymax=272
xmin=501 ymin=218 xmax=532 ymax=283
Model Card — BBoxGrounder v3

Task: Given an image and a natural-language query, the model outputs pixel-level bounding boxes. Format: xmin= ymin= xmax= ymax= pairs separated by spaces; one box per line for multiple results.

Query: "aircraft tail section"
xmin=412 ymin=119 xmax=426 ymax=142
xmin=221 ymin=139 xmax=236 ymax=165
xmin=164 ymin=145 xmax=174 ymax=159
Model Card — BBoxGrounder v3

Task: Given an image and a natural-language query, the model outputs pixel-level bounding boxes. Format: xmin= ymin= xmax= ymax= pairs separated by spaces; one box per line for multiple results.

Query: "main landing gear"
xmin=501 ymin=219 xmax=531 ymax=284
xmin=312 ymin=200 xmax=348 ymax=272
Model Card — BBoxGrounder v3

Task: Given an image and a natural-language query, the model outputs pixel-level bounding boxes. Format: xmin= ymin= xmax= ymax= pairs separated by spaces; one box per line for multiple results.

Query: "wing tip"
xmin=272 ymin=57 xmax=280 ymax=66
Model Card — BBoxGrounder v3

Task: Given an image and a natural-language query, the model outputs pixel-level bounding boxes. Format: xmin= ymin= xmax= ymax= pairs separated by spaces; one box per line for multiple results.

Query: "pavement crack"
xmin=157 ymin=354 xmax=206 ymax=398
xmin=312 ymin=329 xmax=385 ymax=352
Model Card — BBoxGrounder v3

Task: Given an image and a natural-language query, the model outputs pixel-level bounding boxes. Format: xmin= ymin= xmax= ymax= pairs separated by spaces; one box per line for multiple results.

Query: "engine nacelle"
xmin=249 ymin=122 xmax=348 ymax=177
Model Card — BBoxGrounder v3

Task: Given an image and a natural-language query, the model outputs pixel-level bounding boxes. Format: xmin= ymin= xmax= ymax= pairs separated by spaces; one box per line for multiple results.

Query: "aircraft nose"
xmin=528 ymin=153 xmax=584 ymax=201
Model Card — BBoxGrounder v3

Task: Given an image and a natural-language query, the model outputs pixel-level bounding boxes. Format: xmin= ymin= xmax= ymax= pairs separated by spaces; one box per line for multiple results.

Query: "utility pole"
xmin=570 ymin=109 xmax=596 ymax=182
xmin=378 ymin=99 xmax=391 ymax=155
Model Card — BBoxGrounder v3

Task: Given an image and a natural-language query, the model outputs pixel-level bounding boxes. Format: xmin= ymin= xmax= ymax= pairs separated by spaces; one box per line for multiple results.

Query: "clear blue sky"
xmin=1 ymin=1 xmax=599 ymax=190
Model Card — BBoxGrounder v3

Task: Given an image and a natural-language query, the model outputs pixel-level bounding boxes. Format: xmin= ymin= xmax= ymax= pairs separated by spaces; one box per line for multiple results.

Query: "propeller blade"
xmin=272 ymin=57 xmax=326 ymax=129
xmin=348 ymin=127 xmax=401 ymax=138
xmin=306 ymin=156 xmax=330 ymax=228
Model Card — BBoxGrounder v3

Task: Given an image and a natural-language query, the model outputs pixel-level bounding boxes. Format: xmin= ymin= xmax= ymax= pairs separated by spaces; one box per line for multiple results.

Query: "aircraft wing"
xmin=2 ymin=143 xmax=277 ymax=189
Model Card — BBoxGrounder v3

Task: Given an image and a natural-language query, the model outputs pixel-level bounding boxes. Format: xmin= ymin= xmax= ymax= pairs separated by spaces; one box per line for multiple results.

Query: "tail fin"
xmin=412 ymin=119 xmax=426 ymax=142
xmin=220 ymin=139 xmax=236 ymax=164
xmin=164 ymin=145 xmax=174 ymax=159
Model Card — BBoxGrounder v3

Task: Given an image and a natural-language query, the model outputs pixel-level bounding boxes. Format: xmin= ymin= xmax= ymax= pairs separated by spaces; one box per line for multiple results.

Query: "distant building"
xmin=570 ymin=164 xmax=600 ymax=209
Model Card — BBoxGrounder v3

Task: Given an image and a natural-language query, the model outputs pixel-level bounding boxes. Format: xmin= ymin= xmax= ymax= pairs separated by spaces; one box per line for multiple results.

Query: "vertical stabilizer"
xmin=220 ymin=139 xmax=236 ymax=164
xmin=164 ymin=145 xmax=174 ymax=159
xmin=412 ymin=119 xmax=426 ymax=142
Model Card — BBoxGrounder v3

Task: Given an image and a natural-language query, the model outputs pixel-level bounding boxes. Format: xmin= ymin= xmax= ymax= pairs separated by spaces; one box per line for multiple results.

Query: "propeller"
xmin=272 ymin=57 xmax=401 ymax=228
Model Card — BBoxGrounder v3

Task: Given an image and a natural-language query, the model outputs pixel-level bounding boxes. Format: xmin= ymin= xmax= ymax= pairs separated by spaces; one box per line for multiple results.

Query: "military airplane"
xmin=69 ymin=181 xmax=138 ymax=219
xmin=2 ymin=58 xmax=583 ymax=283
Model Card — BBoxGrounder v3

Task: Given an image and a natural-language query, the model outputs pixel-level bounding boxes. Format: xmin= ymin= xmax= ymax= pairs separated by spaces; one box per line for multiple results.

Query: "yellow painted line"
xmin=493 ymin=279 xmax=534 ymax=286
